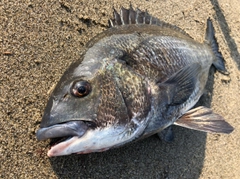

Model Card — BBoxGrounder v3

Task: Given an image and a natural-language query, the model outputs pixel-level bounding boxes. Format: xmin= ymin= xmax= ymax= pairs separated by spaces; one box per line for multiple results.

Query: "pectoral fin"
xmin=158 ymin=63 xmax=201 ymax=105
xmin=174 ymin=106 xmax=234 ymax=134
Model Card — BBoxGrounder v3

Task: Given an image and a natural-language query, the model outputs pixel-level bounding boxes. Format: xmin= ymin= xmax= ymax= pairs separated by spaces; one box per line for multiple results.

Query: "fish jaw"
xmin=47 ymin=111 xmax=152 ymax=157
xmin=48 ymin=126 xmax=133 ymax=157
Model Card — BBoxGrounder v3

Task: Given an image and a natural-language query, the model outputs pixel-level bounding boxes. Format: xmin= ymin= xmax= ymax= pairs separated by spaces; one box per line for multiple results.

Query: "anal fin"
xmin=174 ymin=106 xmax=234 ymax=134
xmin=157 ymin=126 xmax=174 ymax=142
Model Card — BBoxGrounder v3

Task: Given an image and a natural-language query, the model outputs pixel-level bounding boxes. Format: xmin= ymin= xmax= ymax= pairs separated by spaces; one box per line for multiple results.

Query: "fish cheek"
xmin=96 ymin=70 xmax=130 ymax=127
xmin=95 ymin=61 xmax=151 ymax=131
xmin=113 ymin=62 xmax=151 ymax=120
xmin=70 ymin=78 xmax=102 ymax=121
xmin=50 ymin=79 xmax=100 ymax=124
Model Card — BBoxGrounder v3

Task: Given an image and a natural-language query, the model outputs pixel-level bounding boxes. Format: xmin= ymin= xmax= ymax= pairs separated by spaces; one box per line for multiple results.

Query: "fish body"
xmin=36 ymin=7 xmax=233 ymax=157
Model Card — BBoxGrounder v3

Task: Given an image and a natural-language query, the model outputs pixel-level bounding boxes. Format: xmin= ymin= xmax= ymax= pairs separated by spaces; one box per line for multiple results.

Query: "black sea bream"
xmin=36 ymin=7 xmax=234 ymax=157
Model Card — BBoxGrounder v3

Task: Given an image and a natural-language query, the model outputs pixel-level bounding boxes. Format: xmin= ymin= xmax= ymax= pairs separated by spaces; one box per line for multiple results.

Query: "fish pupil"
xmin=77 ymin=86 xmax=86 ymax=94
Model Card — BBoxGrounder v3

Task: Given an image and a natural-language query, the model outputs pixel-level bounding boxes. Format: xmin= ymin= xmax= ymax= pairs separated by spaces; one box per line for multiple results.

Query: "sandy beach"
xmin=1 ymin=0 xmax=240 ymax=178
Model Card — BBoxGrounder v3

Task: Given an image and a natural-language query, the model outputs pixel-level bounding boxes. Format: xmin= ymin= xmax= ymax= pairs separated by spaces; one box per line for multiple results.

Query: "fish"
xmin=36 ymin=6 xmax=234 ymax=157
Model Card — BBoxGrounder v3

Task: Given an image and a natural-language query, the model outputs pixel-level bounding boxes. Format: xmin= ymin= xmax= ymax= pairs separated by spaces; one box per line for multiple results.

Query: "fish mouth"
xmin=49 ymin=136 xmax=72 ymax=148
xmin=36 ymin=120 xmax=94 ymax=149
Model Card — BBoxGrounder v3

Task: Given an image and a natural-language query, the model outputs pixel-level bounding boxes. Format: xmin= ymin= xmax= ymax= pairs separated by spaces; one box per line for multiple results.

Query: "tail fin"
xmin=205 ymin=18 xmax=227 ymax=74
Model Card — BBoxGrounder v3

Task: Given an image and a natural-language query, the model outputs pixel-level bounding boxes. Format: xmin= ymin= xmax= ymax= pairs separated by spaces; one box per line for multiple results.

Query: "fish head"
xmin=40 ymin=65 xmax=102 ymax=129
xmin=37 ymin=49 xmax=151 ymax=157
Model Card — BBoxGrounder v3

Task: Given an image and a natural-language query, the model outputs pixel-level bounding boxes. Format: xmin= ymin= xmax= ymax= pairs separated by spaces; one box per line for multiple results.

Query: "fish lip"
xmin=36 ymin=120 xmax=89 ymax=141
xmin=47 ymin=136 xmax=79 ymax=157
xmin=47 ymin=136 xmax=109 ymax=157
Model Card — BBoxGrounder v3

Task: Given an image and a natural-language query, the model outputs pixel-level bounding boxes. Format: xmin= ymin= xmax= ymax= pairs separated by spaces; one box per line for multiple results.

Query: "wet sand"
xmin=1 ymin=0 xmax=240 ymax=178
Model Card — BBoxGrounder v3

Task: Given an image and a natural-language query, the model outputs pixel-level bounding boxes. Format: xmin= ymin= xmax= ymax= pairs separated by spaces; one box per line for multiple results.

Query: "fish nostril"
xmin=62 ymin=93 xmax=69 ymax=101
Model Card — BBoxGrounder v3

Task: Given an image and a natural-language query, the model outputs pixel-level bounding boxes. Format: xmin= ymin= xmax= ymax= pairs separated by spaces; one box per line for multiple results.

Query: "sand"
xmin=1 ymin=0 xmax=240 ymax=178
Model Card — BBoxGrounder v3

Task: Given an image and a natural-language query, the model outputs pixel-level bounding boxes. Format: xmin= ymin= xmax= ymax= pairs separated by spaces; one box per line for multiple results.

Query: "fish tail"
xmin=205 ymin=18 xmax=227 ymax=74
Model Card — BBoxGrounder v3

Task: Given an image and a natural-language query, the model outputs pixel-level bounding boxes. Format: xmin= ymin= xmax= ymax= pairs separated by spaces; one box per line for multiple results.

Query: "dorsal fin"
xmin=109 ymin=6 xmax=191 ymax=38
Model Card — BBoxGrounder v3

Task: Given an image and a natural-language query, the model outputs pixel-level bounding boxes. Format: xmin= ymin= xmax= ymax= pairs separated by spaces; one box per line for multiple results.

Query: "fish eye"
xmin=71 ymin=81 xmax=91 ymax=97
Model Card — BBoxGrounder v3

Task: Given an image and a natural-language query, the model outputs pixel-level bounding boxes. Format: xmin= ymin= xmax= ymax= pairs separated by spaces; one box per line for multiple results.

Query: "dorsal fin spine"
xmin=120 ymin=10 xmax=124 ymax=25
xmin=108 ymin=6 xmax=191 ymax=38
xmin=135 ymin=9 xmax=139 ymax=24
